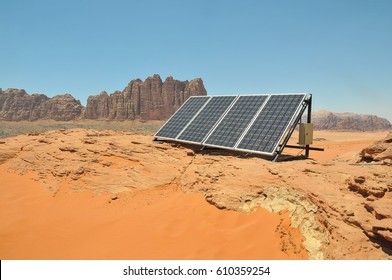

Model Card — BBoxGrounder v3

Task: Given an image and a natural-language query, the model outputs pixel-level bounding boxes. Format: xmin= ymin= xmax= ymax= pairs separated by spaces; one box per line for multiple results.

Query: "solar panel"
xmin=203 ymin=95 xmax=268 ymax=148
xmin=154 ymin=96 xmax=210 ymax=139
xmin=236 ymin=94 xmax=306 ymax=154
xmin=177 ymin=96 xmax=237 ymax=143
xmin=154 ymin=93 xmax=310 ymax=159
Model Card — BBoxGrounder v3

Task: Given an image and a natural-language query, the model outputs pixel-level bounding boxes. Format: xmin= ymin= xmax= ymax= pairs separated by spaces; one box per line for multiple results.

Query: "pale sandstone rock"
xmin=361 ymin=132 xmax=392 ymax=161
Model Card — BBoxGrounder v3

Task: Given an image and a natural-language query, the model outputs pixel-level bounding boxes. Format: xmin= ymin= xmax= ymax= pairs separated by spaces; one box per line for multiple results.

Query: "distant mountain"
xmin=0 ymin=74 xmax=207 ymax=121
xmin=306 ymin=110 xmax=392 ymax=131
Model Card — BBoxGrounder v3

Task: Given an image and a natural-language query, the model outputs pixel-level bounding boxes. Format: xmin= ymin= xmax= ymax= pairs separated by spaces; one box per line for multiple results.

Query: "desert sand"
xmin=0 ymin=128 xmax=391 ymax=260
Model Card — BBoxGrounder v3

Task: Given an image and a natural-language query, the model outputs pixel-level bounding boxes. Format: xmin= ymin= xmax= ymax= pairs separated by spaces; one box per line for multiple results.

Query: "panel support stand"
xmin=305 ymin=95 xmax=312 ymax=158
xmin=284 ymin=144 xmax=324 ymax=151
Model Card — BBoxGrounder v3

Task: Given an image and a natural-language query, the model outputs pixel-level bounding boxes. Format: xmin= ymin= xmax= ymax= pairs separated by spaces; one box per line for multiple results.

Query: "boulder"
xmin=361 ymin=132 xmax=392 ymax=161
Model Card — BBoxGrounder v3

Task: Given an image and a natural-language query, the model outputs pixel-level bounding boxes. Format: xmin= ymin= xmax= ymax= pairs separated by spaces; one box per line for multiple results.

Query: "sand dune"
xmin=0 ymin=128 xmax=391 ymax=259
xmin=0 ymin=165 xmax=305 ymax=260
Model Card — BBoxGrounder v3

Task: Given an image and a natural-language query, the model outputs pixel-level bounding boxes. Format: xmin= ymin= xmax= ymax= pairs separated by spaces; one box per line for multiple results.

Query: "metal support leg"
xmin=305 ymin=95 xmax=312 ymax=157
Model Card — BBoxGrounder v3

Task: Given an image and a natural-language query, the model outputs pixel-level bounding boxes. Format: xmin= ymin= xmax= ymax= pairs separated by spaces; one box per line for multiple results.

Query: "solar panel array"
xmin=154 ymin=94 xmax=308 ymax=155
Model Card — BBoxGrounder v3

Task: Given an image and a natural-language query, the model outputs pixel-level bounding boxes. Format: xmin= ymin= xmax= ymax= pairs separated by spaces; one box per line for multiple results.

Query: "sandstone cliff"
xmin=309 ymin=110 xmax=392 ymax=131
xmin=83 ymin=74 xmax=207 ymax=120
xmin=0 ymin=88 xmax=83 ymax=121
xmin=0 ymin=75 xmax=207 ymax=121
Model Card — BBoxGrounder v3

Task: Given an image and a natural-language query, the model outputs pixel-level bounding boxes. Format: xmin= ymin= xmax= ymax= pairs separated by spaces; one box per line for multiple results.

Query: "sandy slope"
xmin=0 ymin=169 xmax=305 ymax=259
xmin=0 ymin=128 xmax=391 ymax=259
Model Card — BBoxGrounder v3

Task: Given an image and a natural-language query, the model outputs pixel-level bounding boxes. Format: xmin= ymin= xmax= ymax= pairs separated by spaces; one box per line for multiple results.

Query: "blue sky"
xmin=1 ymin=0 xmax=391 ymax=121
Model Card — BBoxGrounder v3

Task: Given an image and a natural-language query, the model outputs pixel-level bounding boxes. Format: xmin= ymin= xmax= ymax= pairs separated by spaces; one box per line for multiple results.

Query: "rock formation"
xmin=309 ymin=110 xmax=392 ymax=131
xmin=83 ymin=74 xmax=207 ymax=120
xmin=0 ymin=88 xmax=83 ymax=121
xmin=0 ymin=75 xmax=207 ymax=121
xmin=360 ymin=132 xmax=392 ymax=163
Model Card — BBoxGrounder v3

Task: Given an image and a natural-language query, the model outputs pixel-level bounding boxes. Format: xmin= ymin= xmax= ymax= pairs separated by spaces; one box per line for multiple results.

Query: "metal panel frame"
xmin=275 ymin=94 xmax=309 ymax=152
xmin=273 ymin=94 xmax=311 ymax=161
xmin=266 ymin=94 xmax=307 ymax=153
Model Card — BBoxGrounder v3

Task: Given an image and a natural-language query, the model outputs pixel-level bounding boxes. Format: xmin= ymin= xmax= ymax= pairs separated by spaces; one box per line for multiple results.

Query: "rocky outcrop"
xmin=345 ymin=173 xmax=392 ymax=251
xmin=240 ymin=186 xmax=329 ymax=260
xmin=360 ymin=132 xmax=392 ymax=163
xmin=0 ymin=88 xmax=83 ymax=121
xmin=0 ymin=75 xmax=207 ymax=121
xmin=309 ymin=110 xmax=392 ymax=131
xmin=83 ymin=74 xmax=207 ymax=120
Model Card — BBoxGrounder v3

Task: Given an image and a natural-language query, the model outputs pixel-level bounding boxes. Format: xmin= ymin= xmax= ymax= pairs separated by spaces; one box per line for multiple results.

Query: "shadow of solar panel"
xmin=154 ymin=96 xmax=210 ymax=139
xmin=177 ymin=96 xmax=237 ymax=143
xmin=237 ymin=94 xmax=305 ymax=154
xmin=203 ymin=95 xmax=268 ymax=148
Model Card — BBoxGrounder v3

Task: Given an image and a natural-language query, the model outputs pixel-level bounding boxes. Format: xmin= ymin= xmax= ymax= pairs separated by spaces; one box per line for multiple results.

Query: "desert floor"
xmin=0 ymin=125 xmax=390 ymax=259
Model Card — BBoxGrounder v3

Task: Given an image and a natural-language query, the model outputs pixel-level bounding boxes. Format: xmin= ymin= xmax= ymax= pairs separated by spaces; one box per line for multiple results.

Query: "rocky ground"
xmin=0 ymin=128 xmax=391 ymax=259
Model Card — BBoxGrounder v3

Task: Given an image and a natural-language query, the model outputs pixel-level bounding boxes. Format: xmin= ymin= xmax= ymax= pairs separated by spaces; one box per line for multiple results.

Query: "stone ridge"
xmin=0 ymin=88 xmax=83 ymax=121
xmin=83 ymin=74 xmax=207 ymax=120
xmin=0 ymin=75 xmax=207 ymax=121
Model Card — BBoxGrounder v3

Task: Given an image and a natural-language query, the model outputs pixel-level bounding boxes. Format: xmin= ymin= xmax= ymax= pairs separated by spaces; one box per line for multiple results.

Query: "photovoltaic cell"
xmin=177 ymin=96 xmax=237 ymax=143
xmin=154 ymin=96 xmax=209 ymax=139
xmin=236 ymin=94 xmax=305 ymax=154
xmin=203 ymin=95 xmax=268 ymax=148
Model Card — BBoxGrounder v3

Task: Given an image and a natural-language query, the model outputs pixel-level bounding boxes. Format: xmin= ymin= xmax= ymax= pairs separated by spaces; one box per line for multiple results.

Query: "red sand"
xmin=2 ymin=129 xmax=389 ymax=260
xmin=0 ymin=164 xmax=306 ymax=260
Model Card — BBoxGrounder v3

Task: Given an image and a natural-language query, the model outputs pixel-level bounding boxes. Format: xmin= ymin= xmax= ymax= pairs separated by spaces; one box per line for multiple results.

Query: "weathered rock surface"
xmin=0 ymin=75 xmax=207 ymax=121
xmin=83 ymin=74 xmax=207 ymax=120
xmin=308 ymin=110 xmax=392 ymax=131
xmin=360 ymin=132 xmax=392 ymax=162
xmin=0 ymin=89 xmax=83 ymax=121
